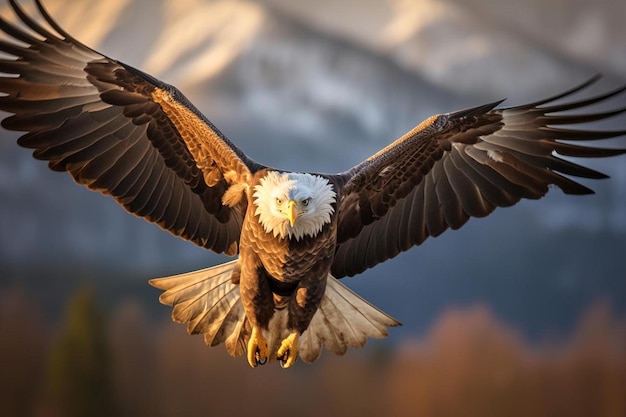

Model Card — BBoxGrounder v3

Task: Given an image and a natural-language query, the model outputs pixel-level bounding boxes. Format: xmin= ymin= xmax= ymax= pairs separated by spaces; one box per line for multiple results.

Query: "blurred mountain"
xmin=0 ymin=0 xmax=625 ymax=339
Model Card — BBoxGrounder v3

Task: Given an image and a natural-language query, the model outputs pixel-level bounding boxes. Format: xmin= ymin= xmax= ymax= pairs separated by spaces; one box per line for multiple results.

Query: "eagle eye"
xmin=302 ymin=198 xmax=311 ymax=207
xmin=275 ymin=197 xmax=284 ymax=206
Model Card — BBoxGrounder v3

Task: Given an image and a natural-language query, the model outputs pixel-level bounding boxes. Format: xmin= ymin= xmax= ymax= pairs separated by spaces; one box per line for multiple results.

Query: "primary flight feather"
xmin=1 ymin=0 xmax=625 ymax=368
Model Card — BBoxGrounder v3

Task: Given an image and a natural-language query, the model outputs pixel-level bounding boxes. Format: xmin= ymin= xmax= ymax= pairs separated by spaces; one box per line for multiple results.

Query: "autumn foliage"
xmin=1 ymin=286 xmax=624 ymax=417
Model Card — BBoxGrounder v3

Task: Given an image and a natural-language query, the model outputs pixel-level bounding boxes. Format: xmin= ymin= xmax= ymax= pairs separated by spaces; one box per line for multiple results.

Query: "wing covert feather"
xmin=0 ymin=0 xmax=265 ymax=255
xmin=332 ymin=77 xmax=626 ymax=278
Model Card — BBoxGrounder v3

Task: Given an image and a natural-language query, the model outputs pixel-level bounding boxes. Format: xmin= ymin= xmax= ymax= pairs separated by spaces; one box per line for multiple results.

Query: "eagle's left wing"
xmin=331 ymin=77 xmax=626 ymax=278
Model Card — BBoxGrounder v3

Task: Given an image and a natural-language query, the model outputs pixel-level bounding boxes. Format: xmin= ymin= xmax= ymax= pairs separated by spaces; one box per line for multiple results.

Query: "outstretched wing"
xmin=332 ymin=77 xmax=626 ymax=278
xmin=0 ymin=0 xmax=263 ymax=255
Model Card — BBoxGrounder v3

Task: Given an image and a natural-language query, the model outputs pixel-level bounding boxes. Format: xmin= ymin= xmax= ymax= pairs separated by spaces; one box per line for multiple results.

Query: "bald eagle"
xmin=1 ymin=0 xmax=625 ymax=368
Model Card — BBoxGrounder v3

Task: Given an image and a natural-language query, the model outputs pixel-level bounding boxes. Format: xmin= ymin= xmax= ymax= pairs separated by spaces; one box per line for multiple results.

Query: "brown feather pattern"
xmin=0 ymin=0 xmax=267 ymax=255
xmin=331 ymin=77 xmax=626 ymax=277
xmin=1 ymin=0 xmax=625 ymax=367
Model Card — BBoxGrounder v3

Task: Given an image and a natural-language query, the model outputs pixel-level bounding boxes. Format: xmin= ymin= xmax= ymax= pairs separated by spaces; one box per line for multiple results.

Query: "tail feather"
xmin=149 ymin=260 xmax=247 ymax=355
xmin=185 ymin=278 xmax=239 ymax=336
xmin=222 ymin=302 xmax=249 ymax=356
xmin=196 ymin=287 xmax=241 ymax=345
xmin=149 ymin=260 xmax=401 ymax=364
xmin=298 ymin=276 xmax=401 ymax=363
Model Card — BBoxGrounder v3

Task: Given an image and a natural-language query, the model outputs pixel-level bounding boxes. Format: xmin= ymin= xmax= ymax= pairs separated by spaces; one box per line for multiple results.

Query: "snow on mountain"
xmin=0 ymin=0 xmax=625 ymax=272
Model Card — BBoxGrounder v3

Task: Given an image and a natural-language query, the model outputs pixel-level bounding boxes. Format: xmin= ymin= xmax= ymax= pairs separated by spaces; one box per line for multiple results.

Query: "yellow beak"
xmin=287 ymin=200 xmax=298 ymax=227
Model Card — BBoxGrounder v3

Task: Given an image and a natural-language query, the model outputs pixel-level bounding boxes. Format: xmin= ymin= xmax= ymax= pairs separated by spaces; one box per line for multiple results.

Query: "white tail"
xmin=150 ymin=259 xmax=401 ymax=364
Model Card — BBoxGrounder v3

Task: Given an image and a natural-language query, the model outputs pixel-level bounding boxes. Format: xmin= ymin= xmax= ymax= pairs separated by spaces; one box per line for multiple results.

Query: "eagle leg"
xmin=247 ymin=326 xmax=269 ymax=368
xmin=277 ymin=331 xmax=299 ymax=368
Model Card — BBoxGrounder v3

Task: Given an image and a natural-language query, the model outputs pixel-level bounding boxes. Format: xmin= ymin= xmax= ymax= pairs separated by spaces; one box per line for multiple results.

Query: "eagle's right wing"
xmin=0 ymin=0 xmax=264 ymax=255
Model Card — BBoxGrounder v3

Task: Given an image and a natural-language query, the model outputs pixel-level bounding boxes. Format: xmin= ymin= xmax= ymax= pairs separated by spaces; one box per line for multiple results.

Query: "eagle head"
xmin=253 ymin=172 xmax=336 ymax=241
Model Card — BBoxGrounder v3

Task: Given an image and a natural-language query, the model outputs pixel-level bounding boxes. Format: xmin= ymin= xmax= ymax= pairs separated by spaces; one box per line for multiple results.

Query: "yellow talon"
xmin=276 ymin=332 xmax=299 ymax=368
xmin=247 ymin=326 xmax=269 ymax=368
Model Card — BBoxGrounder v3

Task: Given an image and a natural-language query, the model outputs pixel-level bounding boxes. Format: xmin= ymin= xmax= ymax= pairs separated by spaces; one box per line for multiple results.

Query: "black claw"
xmin=278 ymin=351 xmax=290 ymax=369
xmin=255 ymin=348 xmax=267 ymax=366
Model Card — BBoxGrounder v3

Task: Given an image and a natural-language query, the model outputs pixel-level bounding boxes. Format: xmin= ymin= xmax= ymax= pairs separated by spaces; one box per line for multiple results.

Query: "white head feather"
xmin=253 ymin=172 xmax=336 ymax=241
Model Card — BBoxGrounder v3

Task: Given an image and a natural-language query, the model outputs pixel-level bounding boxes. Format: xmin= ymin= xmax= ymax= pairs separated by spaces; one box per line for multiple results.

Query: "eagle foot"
xmin=255 ymin=349 xmax=267 ymax=365
xmin=247 ymin=326 xmax=269 ymax=368
xmin=277 ymin=331 xmax=299 ymax=369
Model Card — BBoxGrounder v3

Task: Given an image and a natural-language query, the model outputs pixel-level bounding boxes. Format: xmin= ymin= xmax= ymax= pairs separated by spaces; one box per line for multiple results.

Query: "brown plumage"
xmin=1 ymin=0 xmax=625 ymax=367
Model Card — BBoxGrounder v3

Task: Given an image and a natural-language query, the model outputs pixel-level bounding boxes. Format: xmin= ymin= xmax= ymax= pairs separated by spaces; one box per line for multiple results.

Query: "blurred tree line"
xmin=0 ymin=285 xmax=624 ymax=417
